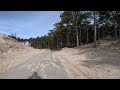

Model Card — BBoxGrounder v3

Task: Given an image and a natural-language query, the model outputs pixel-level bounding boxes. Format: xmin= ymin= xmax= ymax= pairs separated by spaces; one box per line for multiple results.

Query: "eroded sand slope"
xmin=0 ymin=34 xmax=40 ymax=72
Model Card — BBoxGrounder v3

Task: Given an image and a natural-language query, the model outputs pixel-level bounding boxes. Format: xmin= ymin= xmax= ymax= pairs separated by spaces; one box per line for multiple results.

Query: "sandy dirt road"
xmin=1 ymin=42 xmax=120 ymax=79
xmin=0 ymin=49 xmax=69 ymax=79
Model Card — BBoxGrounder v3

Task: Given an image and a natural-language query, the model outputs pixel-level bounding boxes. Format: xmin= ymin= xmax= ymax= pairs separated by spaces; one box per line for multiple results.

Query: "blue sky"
xmin=0 ymin=11 xmax=63 ymax=39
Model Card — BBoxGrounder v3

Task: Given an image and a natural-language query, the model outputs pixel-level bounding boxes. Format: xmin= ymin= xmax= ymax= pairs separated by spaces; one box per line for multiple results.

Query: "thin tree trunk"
xmin=72 ymin=34 xmax=73 ymax=47
xmin=76 ymin=20 xmax=79 ymax=47
xmin=86 ymin=29 xmax=89 ymax=44
xmin=61 ymin=35 xmax=62 ymax=48
xmin=79 ymin=25 xmax=82 ymax=45
xmin=114 ymin=28 xmax=118 ymax=40
xmin=118 ymin=20 xmax=120 ymax=42
xmin=114 ymin=20 xmax=118 ymax=40
xmin=57 ymin=36 xmax=59 ymax=49
xmin=74 ymin=11 xmax=79 ymax=47
xmin=94 ymin=11 xmax=97 ymax=47
xmin=98 ymin=29 xmax=100 ymax=44
xmin=67 ymin=33 xmax=68 ymax=47
xmin=101 ymin=28 xmax=104 ymax=39
xmin=116 ymin=11 xmax=120 ymax=41
xmin=116 ymin=12 xmax=120 ymax=42
xmin=117 ymin=18 xmax=120 ymax=41
xmin=113 ymin=11 xmax=118 ymax=40
xmin=76 ymin=28 xmax=79 ymax=47
xmin=115 ymin=28 xmax=118 ymax=40
xmin=86 ymin=20 xmax=89 ymax=44
xmin=61 ymin=35 xmax=63 ymax=48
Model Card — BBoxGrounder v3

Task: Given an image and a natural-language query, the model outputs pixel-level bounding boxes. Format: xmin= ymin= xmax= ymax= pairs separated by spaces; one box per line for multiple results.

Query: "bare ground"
xmin=0 ymin=34 xmax=41 ymax=73
xmin=0 ymin=47 xmax=41 ymax=73
xmin=52 ymin=40 xmax=120 ymax=79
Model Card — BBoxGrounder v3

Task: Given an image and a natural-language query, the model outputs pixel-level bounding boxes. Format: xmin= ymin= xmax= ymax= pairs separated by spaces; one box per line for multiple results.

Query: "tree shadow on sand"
xmin=76 ymin=47 xmax=120 ymax=68
xmin=28 ymin=72 xmax=42 ymax=79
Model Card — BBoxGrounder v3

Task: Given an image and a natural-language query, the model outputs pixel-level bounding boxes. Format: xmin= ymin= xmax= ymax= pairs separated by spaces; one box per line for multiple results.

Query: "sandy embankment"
xmin=53 ymin=40 xmax=120 ymax=79
xmin=0 ymin=48 xmax=41 ymax=73
xmin=0 ymin=35 xmax=42 ymax=72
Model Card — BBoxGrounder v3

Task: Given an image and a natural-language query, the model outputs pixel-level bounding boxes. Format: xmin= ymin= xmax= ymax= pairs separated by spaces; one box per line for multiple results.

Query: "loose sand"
xmin=0 ymin=35 xmax=41 ymax=72
xmin=52 ymin=40 xmax=120 ymax=79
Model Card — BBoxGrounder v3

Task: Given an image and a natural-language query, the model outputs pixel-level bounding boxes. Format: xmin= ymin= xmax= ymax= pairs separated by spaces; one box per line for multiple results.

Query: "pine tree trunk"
xmin=98 ymin=29 xmax=100 ymax=44
xmin=115 ymin=28 xmax=118 ymax=40
xmin=94 ymin=11 xmax=97 ymax=47
xmin=101 ymin=28 xmax=104 ymax=39
xmin=71 ymin=35 xmax=73 ymax=47
xmin=76 ymin=20 xmax=79 ymax=47
xmin=60 ymin=35 xmax=62 ymax=48
xmin=57 ymin=36 xmax=59 ymax=49
xmin=113 ymin=11 xmax=118 ymax=40
xmin=61 ymin=36 xmax=63 ymax=48
xmin=86 ymin=20 xmax=89 ymax=44
xmin=67 ymin=32 xmax=69 ymax=47
xmin=116 ymin=11 xmax=120 ymax=42
xmin=118 ymin=18 xmax=120 ymax=42
xmin=86 ymin=29 xmax=89 ymax=44
xmin=76 ymin=28 xmax=79 ymax=47
xmin=114 ymin=20 xmax=118 ymax=40
xmin=79 ymin=25 xmax=82 ymax=45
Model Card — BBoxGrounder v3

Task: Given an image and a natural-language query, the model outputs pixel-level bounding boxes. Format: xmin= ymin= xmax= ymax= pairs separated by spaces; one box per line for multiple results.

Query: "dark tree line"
xmin=9 ymin=11 xmax=120 ymax=50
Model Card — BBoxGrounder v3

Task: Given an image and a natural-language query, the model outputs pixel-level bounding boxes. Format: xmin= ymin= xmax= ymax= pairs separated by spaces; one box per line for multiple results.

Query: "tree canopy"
xmin=10 ymin=11 xmax=120 ymax=50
